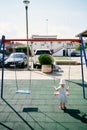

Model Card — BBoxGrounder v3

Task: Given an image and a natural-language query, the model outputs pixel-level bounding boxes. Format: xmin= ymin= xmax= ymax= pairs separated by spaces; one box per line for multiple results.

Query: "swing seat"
xmin=54 ymin=91 xmax=69 ymax=96
xmin=16 ymin=90 xmax=31 ymax=94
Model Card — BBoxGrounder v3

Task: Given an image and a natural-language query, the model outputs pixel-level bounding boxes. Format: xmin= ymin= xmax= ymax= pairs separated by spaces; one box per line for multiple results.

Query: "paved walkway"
xmin=1 ymin=65 xmax=87 ymax=81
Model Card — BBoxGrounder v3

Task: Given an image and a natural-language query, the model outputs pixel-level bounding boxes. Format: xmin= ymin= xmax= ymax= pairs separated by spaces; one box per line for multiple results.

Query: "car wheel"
xmin=33 ymin=63 xmax=36 ymax=68
xmin=21 ymin=63 xmax=25 ymax=68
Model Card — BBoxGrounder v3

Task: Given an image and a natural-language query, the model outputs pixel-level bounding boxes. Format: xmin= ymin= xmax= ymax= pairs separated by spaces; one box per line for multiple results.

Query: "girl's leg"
xmin=63 ymin=102 xmax=66 ymax=109
xmin=59 ymin=102 xmax=63 ymax=109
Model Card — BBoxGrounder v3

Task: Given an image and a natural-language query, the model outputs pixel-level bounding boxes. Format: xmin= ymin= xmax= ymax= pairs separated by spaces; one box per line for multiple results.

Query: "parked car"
xmin=33 ymin=49 xmax=52 ymax=67
xmin=0 ymin=53 xmax=7 ymax=67
xmin=71 ymin=51 xmax=80 ymax=57
xmin=5 ymin=52 xmax=27 ymax=68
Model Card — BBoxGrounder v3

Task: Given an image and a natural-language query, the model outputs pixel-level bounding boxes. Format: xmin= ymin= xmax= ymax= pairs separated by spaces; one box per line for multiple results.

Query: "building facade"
xmin=31 ymin=35 xmax=76 ymax=56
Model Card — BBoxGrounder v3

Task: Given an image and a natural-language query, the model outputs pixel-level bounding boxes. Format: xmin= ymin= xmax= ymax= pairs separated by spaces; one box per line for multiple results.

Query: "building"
xmin=31 ymin=35 xmax=76 ymax=56
xmin=31 ymin=35 xmax=62 ymax=54
xmin=53 ymin=42 xmax=76 ymax=56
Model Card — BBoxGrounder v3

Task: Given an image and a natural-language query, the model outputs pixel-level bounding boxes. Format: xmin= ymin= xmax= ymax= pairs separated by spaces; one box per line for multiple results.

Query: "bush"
xmin=75 ymin=42 xmax=87 ymax=50
xmin=85 ymin=42 xmax=87 ymax=49
xmin=75 ymin=45 xmax=80 ymax=50
xmin=38 ymin=54 xmax=53 ymax=65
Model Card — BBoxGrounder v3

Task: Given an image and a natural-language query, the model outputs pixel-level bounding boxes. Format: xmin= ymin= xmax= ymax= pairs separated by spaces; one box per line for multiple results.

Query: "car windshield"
xmin=36 ymin=50 xmax=51 ymax=55
xmin=10 ymin=53 xmax=24 ymax=58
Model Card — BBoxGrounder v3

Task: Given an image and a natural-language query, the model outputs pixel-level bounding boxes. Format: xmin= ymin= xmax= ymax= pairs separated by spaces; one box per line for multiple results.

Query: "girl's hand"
xmin=54 ymin=86 xmax=56 ymax=89
xmin=67 ymin=86 xmax=69 ymax=90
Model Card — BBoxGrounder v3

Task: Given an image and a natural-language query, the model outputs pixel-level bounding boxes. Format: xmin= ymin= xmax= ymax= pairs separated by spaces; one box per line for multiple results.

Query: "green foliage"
xmin=38 ymin=54 xmax=53 ymax=65
xmin=14 ymin=45 xmax=31 ymax=55
xmin=54 ymin=56 xmax=69 ymax=60
xmin=85 ymin=42 xmax=87 ymax=48
xmin=75 ymin=42 xmax=87 ymax=50
xmin=75 ymin=45 xmax=80 ymax=50
xmin=14 ymin=45 xmax=29 ymax=49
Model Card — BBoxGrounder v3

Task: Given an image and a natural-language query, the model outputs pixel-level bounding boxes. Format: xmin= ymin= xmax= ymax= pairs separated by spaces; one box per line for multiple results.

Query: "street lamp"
xmin=46 ymin=19 xmax=48 ymax=35
xmin=23 ymin=0 xmax=30 ymax=70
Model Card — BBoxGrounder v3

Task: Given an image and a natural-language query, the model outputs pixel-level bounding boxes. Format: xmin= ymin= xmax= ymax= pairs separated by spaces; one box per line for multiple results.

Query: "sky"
xmin=0 ymin=0 xmax=87 ymax=39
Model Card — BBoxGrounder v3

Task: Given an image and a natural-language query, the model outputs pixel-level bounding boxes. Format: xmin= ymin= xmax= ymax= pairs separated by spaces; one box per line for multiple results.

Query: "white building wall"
xmin=31 ymin=35 xmax=62 ymax=54
xmin=30 ymin=35 xmax=76 ymax=56
xmin=32 ymin=42 xmax=62 ymax=51
xmin=53 ymin=48 xmax=64 ymax=56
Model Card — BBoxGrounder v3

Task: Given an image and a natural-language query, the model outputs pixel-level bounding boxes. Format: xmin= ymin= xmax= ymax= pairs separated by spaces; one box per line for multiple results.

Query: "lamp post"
xmin=23 ymin=0 xmax=30 ymax=70
xmin=46 ymin=19 xmax=48 ymax=35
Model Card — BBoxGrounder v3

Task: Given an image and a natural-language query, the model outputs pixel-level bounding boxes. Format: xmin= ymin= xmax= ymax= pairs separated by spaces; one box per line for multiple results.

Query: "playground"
xmin=0 ymin=31 xmax=87 ymax=130
xmin=0 ymin=66 xmax=87 ymax=130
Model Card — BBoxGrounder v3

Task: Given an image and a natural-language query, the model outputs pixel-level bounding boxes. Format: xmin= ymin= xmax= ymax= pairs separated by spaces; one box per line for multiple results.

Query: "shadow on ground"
xmin=63 ymin=109 xmax=87 ymax=124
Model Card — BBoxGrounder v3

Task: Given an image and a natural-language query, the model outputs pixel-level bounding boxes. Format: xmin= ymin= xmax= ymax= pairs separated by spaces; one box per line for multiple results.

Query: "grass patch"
xmin=54 ymin=56 xmax=70 ymax=60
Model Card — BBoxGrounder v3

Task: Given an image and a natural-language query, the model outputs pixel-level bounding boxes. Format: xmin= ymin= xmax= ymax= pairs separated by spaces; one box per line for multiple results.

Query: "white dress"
xmin=57 ymin=86 xmax=67 ymax=103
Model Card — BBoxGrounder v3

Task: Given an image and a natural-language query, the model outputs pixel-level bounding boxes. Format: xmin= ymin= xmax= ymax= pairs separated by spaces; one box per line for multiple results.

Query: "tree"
xmin=14 ymin=45 xmax=31 ymax=55
xmin=85 ymin=42 xmax=87 ymax=49
xmin=75 ymin=41 xmax=87 ymax=50
xmin=75 ymin=45 xmax=80 ymax=50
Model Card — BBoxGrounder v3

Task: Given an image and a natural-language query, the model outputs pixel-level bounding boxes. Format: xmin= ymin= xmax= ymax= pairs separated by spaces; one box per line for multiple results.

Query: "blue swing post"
xmin=80 ymin=35 xmax=86 ymax=99
xmin=0 ymin=35 xmax=5 ymax=98
xmin=80 ymin=35 xmax=87 ymax=67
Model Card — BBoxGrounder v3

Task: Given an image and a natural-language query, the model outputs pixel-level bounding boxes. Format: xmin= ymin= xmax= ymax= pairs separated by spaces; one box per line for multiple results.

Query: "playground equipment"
xmin=0 ymin=33 xmax=87 ymax=99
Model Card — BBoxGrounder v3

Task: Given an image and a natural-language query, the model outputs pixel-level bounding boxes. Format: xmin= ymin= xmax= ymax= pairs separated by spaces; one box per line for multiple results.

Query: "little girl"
xmin=54 ymin=79 xmax=69 ymax=110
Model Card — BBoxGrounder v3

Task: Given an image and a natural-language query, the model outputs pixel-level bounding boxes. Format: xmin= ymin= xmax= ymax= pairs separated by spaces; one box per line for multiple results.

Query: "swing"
xmin=15 ymin=60 xmax=31 ymax=94
xmin=15 ymin=59 xmax=32 ymax=94
xmin=53 ymin=42 xmax=72 ymax=96
xmin=16 ymin=90 xmax=31 ymax=94
xmin=12 ymin=43 xmax=32 ymax=94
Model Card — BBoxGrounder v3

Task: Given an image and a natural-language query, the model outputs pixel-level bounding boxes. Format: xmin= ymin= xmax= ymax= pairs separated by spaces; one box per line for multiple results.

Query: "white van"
xmin=33 ymin=49 xmax=52 ymax=68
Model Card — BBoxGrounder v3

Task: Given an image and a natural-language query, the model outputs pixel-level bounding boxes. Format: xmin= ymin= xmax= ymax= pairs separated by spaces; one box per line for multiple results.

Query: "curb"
xmin=55 ymin=60 xmax=81 ymax=65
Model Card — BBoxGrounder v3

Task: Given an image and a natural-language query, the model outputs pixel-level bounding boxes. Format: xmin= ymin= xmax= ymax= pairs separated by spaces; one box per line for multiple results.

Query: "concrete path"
xmin=1 ymin=65 xmax=87 ymax=81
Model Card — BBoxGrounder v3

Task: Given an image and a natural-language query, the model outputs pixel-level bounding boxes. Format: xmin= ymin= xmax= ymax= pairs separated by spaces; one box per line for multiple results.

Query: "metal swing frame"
xmin=76 ymin=30 xmax=87 ymax=99
xmin=0 ymin=35 xmax=87 ymax=98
